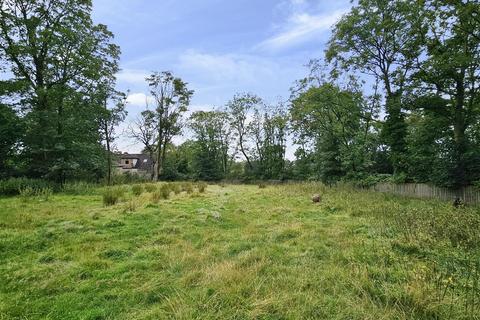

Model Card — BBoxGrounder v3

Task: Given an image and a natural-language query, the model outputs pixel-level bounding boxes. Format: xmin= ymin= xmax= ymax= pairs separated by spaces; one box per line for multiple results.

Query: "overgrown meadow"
xmin=1 ymin=183 xmax=479 ymax=319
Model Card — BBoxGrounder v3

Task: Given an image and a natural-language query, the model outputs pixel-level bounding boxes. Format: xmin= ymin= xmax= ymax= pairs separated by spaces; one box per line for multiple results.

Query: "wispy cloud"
xmin=177 ymin=50 xmax=278 ymax=85
xmin=116 ymin=69 xmax=148 ymax=85
xmin=258 ymin=9 xmax=346 ymax=51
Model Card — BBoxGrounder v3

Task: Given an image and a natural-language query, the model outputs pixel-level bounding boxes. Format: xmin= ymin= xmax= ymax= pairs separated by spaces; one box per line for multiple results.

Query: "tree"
xmin=128 ymin=110 xmax=158 ymax=179
xmin=249 ymin=103 xmax=288 ymax=179
xmin=146 ymin=71 xmax=193 ymax=181
xmin=226 ymin=93 xmax=262 ymax=171
xmin=412 ymin=0 xmax=480 ymax=187
xmin=99 ymin=90 xmax=127 ymax=185
xmin=0 ymin=0 xmax=121 ymax=182
xmin=290 ymin=83 xmax=375 ymax=183
xmin=189 ymin=110 xmax=233 ymax=181
xmin=327 ymin=0 xmax=424 ymax=174
xmin=0 ymin=103 xmax=22 ymax=177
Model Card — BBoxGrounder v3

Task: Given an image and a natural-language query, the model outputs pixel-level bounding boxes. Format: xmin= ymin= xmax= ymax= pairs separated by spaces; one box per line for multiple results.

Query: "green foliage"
xmin=131 ymin=184 xmax=144 ymax=196
xmin=102 ymin=187 xmax=124 ymax=206
xmin=0 ymin=0 xmax=122 ymax=182
xmin=0 ymin=178 xmax=56 ymax=196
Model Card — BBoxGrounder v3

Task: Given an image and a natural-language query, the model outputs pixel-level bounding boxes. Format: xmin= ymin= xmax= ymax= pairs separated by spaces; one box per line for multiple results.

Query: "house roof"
xmin=118 ymin=153 xmax=153 ymax=170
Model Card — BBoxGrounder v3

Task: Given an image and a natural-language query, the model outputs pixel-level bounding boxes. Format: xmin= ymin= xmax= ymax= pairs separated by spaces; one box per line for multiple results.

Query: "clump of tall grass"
xmin=62 ymin=181 xmax=95 ymax=195
xmin=102 ymin=187 xmax=124 ymax=206
xmin=171 ymin=182 xmax=182 ymax=195
xmin=160 ymin=184 xmax=171 ymax=199
xmin=122 ymin=199 xmax=138 ymax=213
xmin=19 ymin=186 xmax=53 ymax=202
xmin=258 ymin=182 xmax=267 ymax=189
xmin=181 ymin=182 xmax=193 ymax=194
xmin=144 ymin=183 xmax=157 ymax=193
xmin=151 ymin=184 xmax=171 ymax=203
xmin=197 ymin=182 xmax=207 ymax=193
xmin=131 ymin=184 xmax=144 ymax=196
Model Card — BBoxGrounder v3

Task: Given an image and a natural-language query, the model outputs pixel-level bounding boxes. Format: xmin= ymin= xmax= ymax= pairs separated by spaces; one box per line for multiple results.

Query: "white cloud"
xmin=126 ymin=92 xmax=154 ymax=107
xmin=258 ymin=9 xmax=346 ymax=51
xmin=116 ymin=69 xmax=148 ymax=85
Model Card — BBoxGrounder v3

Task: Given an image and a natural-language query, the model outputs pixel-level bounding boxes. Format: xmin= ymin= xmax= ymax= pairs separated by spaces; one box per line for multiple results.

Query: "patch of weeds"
xmin=197 ymin=182 xmax=207 ymax=193
xmin=38 ymin=254 xmax=56 ymax=264
xmin=104 ymin=220 xmax=125 ymax=228
xmin=181 ymin=182 xmax=194 ymax=194
xmin=100 ymin=249 xmax=131 ymax=261
xmin=275 ymin=229 xmax=300 ymax=242
xmin=102 ymin=187 xmax=124 ymax=206
xmin=144 ymin=183 xmax=157 ymax=193
xmin=131 ymin=184 xmax=143 ymax=196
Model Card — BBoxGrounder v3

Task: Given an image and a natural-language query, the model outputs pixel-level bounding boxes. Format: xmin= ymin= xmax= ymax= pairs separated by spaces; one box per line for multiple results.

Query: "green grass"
xmin=0 ymin=183 xmax=479 ymax=319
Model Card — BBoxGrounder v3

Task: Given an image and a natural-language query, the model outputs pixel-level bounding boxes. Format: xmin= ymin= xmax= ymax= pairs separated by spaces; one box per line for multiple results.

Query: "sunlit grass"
xmin=0 ymin=183 xmax=478 ymax=319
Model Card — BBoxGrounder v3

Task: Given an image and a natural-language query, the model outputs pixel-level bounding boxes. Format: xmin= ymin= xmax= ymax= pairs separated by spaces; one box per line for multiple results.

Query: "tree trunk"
xmin=453 ymin=74 xmax=467 ymax=187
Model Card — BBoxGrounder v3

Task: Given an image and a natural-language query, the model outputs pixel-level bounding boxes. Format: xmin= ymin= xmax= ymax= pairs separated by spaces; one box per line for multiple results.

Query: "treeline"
xmin=1 ymin=0 xmax=480 ymax=189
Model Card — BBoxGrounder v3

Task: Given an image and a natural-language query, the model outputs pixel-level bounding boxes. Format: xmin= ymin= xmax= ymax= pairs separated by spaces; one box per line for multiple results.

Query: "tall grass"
xmin=102 ymin=187 xmax=124 ymax=206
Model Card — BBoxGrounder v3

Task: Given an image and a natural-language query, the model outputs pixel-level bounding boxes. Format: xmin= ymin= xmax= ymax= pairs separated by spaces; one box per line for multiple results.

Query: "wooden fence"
xmin=370 ymin=182 xmax=480 ymax=204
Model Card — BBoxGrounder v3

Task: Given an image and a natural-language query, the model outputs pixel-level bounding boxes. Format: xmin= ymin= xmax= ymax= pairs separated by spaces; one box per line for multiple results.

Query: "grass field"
xmin=1 ymin=183 xmax=479 ymax=319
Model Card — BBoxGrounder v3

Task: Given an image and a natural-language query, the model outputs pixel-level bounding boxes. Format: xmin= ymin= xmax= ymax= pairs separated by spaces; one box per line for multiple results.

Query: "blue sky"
xmin=92 ymin=0 xmax=352 ymax=154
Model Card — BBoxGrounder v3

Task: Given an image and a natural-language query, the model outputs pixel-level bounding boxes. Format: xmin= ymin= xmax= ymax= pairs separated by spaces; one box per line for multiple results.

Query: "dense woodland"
xmin=1 ymin=0 xmax=479 ymax=189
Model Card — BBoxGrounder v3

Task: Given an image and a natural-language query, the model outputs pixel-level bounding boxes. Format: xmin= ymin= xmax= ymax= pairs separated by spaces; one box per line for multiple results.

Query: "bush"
xmin=197 ymin=182 xmax=207 ymax=193
xmin=0 ymin=178 xmax=56 ymax=196
xmin=131 ymin=184 xmax=143 ymax=196
xmin=103 ymin=187 xmax=124 ymax=206
xmin=258 ymin=182 xmax=267 ymax=189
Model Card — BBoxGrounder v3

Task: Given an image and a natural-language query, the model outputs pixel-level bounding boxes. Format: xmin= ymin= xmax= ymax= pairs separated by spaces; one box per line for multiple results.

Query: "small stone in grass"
xmin=211 ymin=211 xmax=221 ymax=219
xmin=312 ymin=194 xmax=321 ymax=203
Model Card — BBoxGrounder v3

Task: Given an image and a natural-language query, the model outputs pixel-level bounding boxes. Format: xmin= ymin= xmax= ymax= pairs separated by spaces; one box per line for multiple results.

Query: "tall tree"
xmin=327 ymin=0 xmax=424 ymax=174
xmin=290 ymin=83 xmax=375 ymax=183
xmin=146 ymin=71 xmax=193 ymax=181
xmin=226 ymin=93 xmax=262 ymax=171
xmin=0 ymin=0 xmax=121 ymax=181
xmin=413 ymin=0 xmax=480 ymax=187
xmin=128 ymin=110 xmax=158 ymax=179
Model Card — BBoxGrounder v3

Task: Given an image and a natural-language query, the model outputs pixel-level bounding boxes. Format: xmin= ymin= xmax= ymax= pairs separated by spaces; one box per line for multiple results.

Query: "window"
xmin=125 ymin=160 xmax=129 ymax=164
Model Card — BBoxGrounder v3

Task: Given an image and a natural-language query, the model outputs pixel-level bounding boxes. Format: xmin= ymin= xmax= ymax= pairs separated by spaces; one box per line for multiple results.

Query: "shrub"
xmin=131 ymin=184 xmax=143 ymax=196
xmin=0 ymin=178 xmax=56 ymax=196
xmin=144 ymin=183 xmax=157 ymax=193
xmin=197 ymin=182 xmax=207 ymax=193
xmin=181 ymin=182 xmax=193 ymax=194
xmin=103 ymin=187 xmax=124 ymax=206
xmin=258 ymin=182 xmax=267 ymax=189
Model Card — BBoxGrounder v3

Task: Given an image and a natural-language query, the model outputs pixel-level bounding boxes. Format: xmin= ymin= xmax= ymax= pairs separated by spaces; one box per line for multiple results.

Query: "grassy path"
xmin=1 ymin=184 xmax=479 ymax=319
